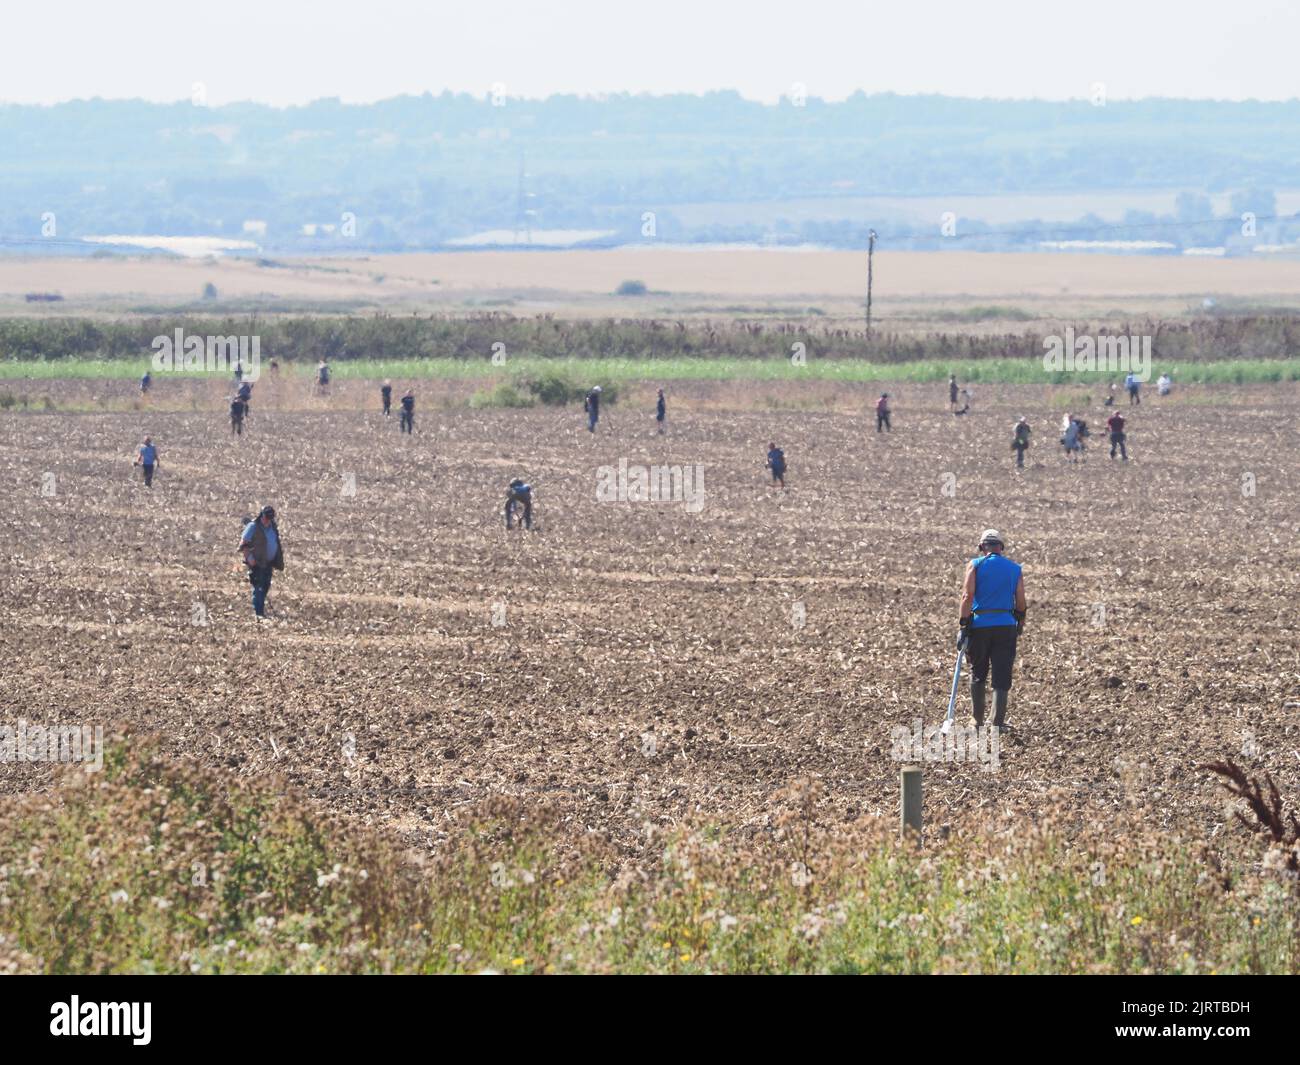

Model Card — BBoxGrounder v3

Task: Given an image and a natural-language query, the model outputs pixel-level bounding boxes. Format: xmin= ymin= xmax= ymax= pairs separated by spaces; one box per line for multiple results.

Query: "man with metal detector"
xmin=399 ymin=389 xmax=415 ymax=434
xmin=230 ymin=394 xmax=248 ymax=435
xmin=134 ymin=435 xmax=159 ymax=488
xmin=239 ymin=505 xmax=285 ymax=620
xmin=505 ymin=478 xmax=534 ymax=530
xmin=957 ymin=529 xmax=1026 ymax=732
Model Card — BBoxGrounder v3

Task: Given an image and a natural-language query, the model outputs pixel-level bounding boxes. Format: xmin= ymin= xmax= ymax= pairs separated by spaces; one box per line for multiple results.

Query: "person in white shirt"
xmin=1061 ymin=413 xmax=1082 ymax=462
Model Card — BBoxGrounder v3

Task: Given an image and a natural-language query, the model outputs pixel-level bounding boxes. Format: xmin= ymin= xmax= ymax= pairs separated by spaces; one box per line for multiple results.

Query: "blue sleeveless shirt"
xmin=971 ymin=553 xmax=1021 ymax=628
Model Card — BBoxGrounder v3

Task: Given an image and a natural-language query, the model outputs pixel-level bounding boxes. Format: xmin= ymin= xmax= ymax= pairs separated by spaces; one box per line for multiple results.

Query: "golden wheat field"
xmin=6 ymin=250 xmax=1300 ymax=322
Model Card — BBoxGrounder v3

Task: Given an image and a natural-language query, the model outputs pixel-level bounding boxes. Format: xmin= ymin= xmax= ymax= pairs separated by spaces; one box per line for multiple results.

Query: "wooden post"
xmin=900 ymin=766 xmax=922 ymax=843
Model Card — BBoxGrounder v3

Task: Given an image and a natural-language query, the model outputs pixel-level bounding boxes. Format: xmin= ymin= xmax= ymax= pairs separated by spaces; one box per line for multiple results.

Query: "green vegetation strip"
xmin=5 ymin=356 xmax=1300 ymax=385
xmin=0 ymin=744 xmax=1294 ymax=974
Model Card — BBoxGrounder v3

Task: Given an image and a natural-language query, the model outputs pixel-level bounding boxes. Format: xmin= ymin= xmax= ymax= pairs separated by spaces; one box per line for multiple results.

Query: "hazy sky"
xmin=4 ymin=0 xmax=1296 ymax=106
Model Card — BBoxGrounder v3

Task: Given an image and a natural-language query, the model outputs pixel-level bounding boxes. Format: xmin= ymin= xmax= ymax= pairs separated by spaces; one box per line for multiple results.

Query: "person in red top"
xmin=1107 ymin=410 xmax=1128 ymax=461
xmin=875 ymin=393 xmax=891 ymax=433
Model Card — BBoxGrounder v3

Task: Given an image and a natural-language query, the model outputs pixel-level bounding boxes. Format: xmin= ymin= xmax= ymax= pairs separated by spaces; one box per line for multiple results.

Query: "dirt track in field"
xmin=2 ymin=379 xmax=1299 ymax=853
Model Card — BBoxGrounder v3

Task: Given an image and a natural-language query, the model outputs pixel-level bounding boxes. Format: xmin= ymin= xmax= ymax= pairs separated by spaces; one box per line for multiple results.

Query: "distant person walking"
xmin=237 ymin=379 xmax=253 ymax=415
xmin=958 ymin=528 xmax=1026 ymax=732
xmin=655 ymin=388 xmax=666 ymax=434
xmin=133 ymin=435 xmax=159 ymax=487
xmin=1125 ymin=371 xmax=1141 ymax=405
xmin=381 ymin=380 xmax=392 ymax=417
xmin=399 ymin=389 xmax=415 ymax=434
xmin=139 ymin=372 xmax=152 ymax=396
xmin=230 ymin=395 xmax=247 ymax=435
xmin=948 ymin=374 xmax=959 ymax=410
xmin=1107 ymin=410 xmax=1128 ymax=461
xmin=239 ymin=505 xmax=285 ymax=620
xmin=584 ymin=385 xmax=602 ymax=433
xmin=875 ymin=393 xmax=891 ymax=433
xmin=1060 ymin=413 xmax=1081 ymax=463
xmin=317 ymin=360 xmax=331 ymax=395
xmin=766 ymin=442 xmax=786 ymax=488
xmin=1011 ymin=417 xmax=1031 ymax=469
xmin=505 ymin=479 xmax=533 ymax=530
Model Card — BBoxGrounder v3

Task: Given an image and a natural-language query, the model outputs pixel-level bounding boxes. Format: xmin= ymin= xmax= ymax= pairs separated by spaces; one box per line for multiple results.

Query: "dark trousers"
xmin=231 ymin=418 xmax=243 ymax=435
xmin=1128 ymin=387 xmax=1140 ymax=405
xmin=400 ymin=410 xmax=413 ymax=433
xmin=383 ymin=399 xmax=391 ymax=416
xmin=249 ymin=565 xmax=273 ymax=616
xmin=506 ymin=496 xmax=532 ymax=529
xmin=877 ymin=411 xmax=891 ymax=432
xmin=967 ymin=624 xmax=1018 ymax=691
xmin=142 ymin=463 xmax=154 ymax=487
xmin=1013 ymin=444 xmax=1027 ymax=468
xmin=1110 ymin=431 xmax=1127 ymax=459
xmin=587 ymin=410 xmax=598 ymax=432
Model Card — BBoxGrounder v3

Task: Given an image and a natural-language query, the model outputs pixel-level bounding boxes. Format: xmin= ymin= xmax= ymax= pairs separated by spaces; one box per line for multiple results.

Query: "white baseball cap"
xmin=979 ymin=529 xmax=1004 ymax=547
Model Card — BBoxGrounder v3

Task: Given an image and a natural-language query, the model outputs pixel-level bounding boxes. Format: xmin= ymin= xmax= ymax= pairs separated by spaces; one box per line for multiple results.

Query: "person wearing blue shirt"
xmin=958 ymin=529 xmax=1027 ymax=731
xmin=140 ymin=372 xmax=152 ymax=395
xmin=239 ymin=505 xmax=285 ymax=619
xmin=1125 ymin=372 xmax=1141 ymax=406
xmin=766 ymin=443 xmax=786 ymax=488
xmin=505 ymin=479 xmax=533 ymax=530
xmin=133 ymin=436 xmax=159 ymax=487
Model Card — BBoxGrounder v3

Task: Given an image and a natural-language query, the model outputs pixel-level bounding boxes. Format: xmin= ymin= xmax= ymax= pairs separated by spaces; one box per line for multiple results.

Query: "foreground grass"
xmin=1 ymin=746 xmax=1295 ymax=974
xmin=4 ymin=355 xmax=1300 ymax=387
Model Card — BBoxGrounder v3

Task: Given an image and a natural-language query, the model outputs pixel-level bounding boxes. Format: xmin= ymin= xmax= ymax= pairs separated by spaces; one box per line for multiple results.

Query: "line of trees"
xmin=2 ymin=94 xmax=1300 ymax=251
xmin=5 ymin=313 xmax=1300 ymax=364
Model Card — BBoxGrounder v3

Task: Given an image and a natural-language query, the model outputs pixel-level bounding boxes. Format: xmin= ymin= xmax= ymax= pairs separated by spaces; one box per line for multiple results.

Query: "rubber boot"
xmin=971 ymin=680 xmax=987 ymax=727
xmin=993 ymin=689 xmax=1009 ymax=729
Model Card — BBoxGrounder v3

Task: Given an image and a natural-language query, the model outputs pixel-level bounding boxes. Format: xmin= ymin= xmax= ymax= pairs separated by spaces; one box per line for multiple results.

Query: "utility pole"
xmin=866 ymin=229 xmax=877 ymax=335
xmin=513 ymin=152 xmax=533 ymax=245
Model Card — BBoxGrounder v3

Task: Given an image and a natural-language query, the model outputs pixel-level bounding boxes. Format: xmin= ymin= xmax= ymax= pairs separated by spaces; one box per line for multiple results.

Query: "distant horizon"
xmin=7 ymin=88 xmax=1300 ymax=110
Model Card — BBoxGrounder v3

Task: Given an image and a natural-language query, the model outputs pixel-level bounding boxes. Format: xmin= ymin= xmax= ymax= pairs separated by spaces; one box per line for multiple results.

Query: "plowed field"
xmin=3 ymin=378 xmax=1298 ymax=854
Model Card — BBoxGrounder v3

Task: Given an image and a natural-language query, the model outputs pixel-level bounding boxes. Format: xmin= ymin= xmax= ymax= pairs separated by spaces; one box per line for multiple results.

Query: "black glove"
xmin=957 ymin=616 xmax=972 ymax=648
xmin=1012 ymin=609 xmax=1025 ymax=634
